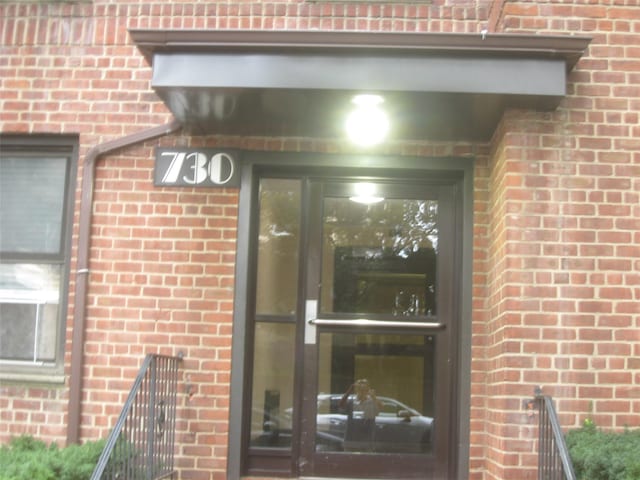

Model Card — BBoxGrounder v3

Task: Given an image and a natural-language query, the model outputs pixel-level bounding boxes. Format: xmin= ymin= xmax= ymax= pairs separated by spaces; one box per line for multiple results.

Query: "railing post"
xmin=146 ymin=355 xmax=157 ymax=480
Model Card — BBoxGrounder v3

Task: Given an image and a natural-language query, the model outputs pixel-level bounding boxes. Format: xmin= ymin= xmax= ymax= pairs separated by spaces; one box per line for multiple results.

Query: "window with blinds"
xmin=0 ymin=135 xmax=77 ymax=380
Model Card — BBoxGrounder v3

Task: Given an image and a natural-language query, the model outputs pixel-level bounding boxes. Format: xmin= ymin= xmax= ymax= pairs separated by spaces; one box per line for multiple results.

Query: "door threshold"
xmin=300 ymin=478 xmax=390 ymax=480
xmin=298 ymin=477 xmax=380 ymax=480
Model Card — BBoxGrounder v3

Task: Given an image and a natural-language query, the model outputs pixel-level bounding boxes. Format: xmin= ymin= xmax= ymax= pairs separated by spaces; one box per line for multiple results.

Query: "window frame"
xmin=0 ymin=134 xmax=78 ymax=382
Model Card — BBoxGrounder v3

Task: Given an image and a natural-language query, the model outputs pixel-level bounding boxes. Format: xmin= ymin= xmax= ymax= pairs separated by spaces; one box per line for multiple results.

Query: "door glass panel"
xmin=316 ymin=332 xmax=435 ymax=454
xmin=320 ymin=194 xmax=438 ymax=317
xmin=255 ymin=178 xmax=301 ymax=316
xmin=249 ymin=322 xmax=296 ymax=448
xmin=250 ymin=177 xmax=300 ymax=450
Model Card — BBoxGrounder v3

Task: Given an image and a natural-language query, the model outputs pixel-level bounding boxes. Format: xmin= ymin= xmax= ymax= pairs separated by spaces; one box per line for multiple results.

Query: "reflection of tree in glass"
xmin=326 ymin=198 xmax=439 ymax=316
xmin=256 ymin=185 xmax=301 ymax=315
xmin=258 ymin=189 xmax=299 ymax=245
xmin=324 ymin=199 xmax=438 ymax=255
xmin=396 ymin=200 xmax=438 ymax=255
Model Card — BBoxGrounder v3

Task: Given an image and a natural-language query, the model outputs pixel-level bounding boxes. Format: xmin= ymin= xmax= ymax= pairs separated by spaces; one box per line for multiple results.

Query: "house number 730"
xmin=159 ymin=151 xmax=237 ymax=186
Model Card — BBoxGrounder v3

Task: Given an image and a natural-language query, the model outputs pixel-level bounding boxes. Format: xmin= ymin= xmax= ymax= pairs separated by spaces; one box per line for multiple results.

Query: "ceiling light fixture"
xmin=345 ymin=94 xmax=390 ymax=147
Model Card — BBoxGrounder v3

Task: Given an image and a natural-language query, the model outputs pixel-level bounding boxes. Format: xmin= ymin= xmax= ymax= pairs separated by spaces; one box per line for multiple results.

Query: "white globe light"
xmin=345 ymin=95 xmax=390 ymax=147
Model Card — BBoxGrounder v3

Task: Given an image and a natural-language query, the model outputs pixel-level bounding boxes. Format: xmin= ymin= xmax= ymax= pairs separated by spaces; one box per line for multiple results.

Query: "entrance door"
xmin=246 ymin=174 xmax=460 ymax=479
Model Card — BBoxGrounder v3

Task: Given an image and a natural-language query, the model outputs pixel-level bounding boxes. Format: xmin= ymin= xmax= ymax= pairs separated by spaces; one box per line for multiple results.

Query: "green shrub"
xmin=0 ymin=435 xmax=105 ymax=480
xmin=566 ymin=422 xmax=640 ymax=480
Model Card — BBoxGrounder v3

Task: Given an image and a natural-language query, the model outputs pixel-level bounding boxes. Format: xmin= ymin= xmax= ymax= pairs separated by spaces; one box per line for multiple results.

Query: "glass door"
xmin=300 ymin=179 xmax=457 ymax=478
xmin=244 ymin=175 xmax=459 ymax=479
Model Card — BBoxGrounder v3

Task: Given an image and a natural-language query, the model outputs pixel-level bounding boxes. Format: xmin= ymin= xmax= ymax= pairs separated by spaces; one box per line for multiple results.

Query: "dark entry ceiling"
xmin=130 ymin=30 xmax=590 ymax=142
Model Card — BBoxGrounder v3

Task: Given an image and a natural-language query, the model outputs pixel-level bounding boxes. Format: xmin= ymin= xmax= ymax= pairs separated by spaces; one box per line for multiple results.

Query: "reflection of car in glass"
xmin=251 ymin=395 xmax=433 ymax=454
xmin=250 ymin=408 xmax=344 ymax=451
xmin=316 ymin=394 xmax=433 ymax=453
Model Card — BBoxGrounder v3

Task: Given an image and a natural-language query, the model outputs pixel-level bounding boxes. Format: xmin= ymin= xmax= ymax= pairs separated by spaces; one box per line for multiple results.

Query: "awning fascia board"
xmin=152 ymin=52 xmax=566 ymax=97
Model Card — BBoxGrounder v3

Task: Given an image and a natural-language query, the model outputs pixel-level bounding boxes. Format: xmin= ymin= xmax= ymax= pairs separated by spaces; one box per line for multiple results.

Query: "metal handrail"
xmin=90 ymin=353 xmax=182 ymax=480
xmin=535 ymin=393 xmax=576 ymax=480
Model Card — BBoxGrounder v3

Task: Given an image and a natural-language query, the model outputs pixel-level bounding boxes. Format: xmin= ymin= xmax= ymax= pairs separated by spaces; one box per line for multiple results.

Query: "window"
xmin=0 ymin=135 xmax=77 ymax=380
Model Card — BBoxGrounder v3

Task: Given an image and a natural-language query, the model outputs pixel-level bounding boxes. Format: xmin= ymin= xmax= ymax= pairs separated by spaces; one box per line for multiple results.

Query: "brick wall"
xmin=1 ymin=1 xmax=639 ymax=480
xmin=481 ymin=2 xmax=640 ymax=479
xmin=86 ymin=143 xmax=239 ymax=477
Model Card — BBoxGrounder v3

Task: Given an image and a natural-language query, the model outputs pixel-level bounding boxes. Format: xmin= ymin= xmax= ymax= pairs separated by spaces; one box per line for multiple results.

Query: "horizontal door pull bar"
xmin=308 ymin=318 xmax=445 ymax=330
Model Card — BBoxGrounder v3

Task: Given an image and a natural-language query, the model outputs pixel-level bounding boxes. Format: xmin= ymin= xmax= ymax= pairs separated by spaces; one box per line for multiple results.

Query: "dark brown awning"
xmin=130 ymin=30 xmax=590 ymax=141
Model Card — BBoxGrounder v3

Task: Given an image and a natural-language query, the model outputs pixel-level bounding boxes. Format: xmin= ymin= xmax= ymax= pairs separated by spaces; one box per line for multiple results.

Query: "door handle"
xmin=305 ymin=300 xmax=318 ymax=344
xmin=308 ymin=318 xmax=445 ymax=330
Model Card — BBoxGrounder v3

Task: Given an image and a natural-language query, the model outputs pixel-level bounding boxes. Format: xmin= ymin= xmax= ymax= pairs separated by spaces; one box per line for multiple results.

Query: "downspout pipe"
xmin=67 ymin=119 xmax=182 ymax=445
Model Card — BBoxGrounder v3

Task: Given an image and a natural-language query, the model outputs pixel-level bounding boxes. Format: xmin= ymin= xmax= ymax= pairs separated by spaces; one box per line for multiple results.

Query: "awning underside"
xmin=131 ymin=30 xmax=591 ymax=142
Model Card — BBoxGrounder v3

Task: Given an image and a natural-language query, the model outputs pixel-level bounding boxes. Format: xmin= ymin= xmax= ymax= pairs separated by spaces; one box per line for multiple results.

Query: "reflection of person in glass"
xmin=339 ymin=379 xmax=382 ymax=451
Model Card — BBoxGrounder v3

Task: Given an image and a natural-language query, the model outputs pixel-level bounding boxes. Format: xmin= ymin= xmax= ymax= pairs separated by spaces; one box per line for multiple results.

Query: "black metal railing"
xmin=535 ymin=392 xmax=576 ymax=480
xmin=90 ymin=353 xmax=182 ymax=480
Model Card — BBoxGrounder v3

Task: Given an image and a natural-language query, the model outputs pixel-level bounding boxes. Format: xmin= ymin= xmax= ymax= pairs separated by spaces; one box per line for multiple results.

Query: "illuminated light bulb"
xmin=345 ymin=94 xmax=390 ymax=147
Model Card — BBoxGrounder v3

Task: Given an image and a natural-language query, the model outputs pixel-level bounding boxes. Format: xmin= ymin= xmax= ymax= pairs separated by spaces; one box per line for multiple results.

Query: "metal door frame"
xmin=228 ymin=151 xmax=474 ymax=480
